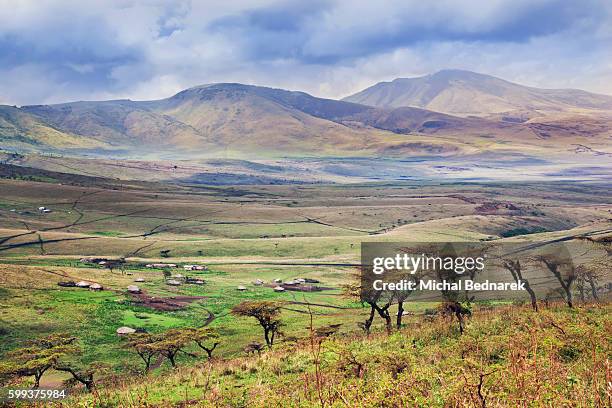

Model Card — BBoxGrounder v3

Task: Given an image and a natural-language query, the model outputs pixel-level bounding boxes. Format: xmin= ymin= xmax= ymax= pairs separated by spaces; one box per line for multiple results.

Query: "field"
xmin=0 ymin=173 xmax=610 ymax=406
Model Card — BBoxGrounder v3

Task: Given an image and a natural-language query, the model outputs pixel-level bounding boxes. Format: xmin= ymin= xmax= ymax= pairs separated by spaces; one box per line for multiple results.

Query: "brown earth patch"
xmin=130 ymin=292 xmax=205 ymax=311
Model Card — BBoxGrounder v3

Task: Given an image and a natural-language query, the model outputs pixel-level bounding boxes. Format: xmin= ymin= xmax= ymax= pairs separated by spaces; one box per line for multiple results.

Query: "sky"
xmin=1 ymin=0 xmax=611 ymax=105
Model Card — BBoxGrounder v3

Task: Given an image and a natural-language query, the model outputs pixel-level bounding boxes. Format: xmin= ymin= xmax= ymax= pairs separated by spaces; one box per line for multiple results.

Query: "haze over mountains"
xmin=1 ymin=70 xmax=611 ymax=161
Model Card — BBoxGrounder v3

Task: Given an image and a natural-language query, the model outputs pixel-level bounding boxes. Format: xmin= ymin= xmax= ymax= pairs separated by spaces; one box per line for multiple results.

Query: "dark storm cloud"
xmin=209 ymin=0 xmax=604 ymax=64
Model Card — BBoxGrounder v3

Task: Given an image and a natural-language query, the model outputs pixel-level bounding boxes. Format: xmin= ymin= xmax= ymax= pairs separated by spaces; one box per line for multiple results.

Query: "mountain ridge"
xmin=343 ymin=69 xmax=612 ymax=118
xmin=1 ymin=71 xmax=610 ymax=159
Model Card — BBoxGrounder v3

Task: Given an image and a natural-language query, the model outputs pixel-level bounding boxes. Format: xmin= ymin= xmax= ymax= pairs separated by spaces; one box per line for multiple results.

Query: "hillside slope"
xmin=57 ymin=305 xmax=609 ymax=407
xmin=2 ymin=77 xmax=610 ymax=160
xmin=343 ymin=69 xmax=612 ymax=118
xmin=13 ymin=85 xmax=415 ymax=156
xmin=0 ymin=105 xmax=111 ymax=151
xmin=21 ymin=100 xmax=216 ymax=152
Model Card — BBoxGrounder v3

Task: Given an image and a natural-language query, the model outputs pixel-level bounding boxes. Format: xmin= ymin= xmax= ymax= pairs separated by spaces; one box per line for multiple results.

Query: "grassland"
xmin=62 ymin=304 xmax=611 ymax=407
xmin=0 ymin=176 xmax=610 ymax=406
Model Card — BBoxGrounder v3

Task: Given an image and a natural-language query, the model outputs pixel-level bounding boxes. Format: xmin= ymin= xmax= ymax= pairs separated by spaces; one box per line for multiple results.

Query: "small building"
xmin=75 ymin=281 xmax=91 ymax=288
xmin=253 ymin=279 xmax=264 ymax=286
xmin=183 ymin=265 xmax=206 ymax=271
xmin=237 ymin=285 xmax=247 ymax=291
xmin=89 ymin=283 xmax=103 ymax=291
xmin=274 ymin=286 xmax=285 ymax=292
xmin=166 ymin=279 xmax=182 ymax=286
xmin=116 ymin=326 xmax=136 ymax=336
xmin=134 ymin=278 xmax=145 ymax=282
xmin=127 ymin=285 xmax=141 ymax=293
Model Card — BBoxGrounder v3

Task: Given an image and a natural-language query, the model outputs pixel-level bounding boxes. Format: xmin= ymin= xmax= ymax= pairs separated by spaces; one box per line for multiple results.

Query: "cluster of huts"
xmin=143 ymin=263 xmax=207 ymax=271
xmin=57 ymin=280 xmax=103 ymax=291
xmin=237 ymin=277 xmax=322 ymax=292
xmin=56 ymin=261 xmax=209 ymax=294
xmin=165 ymin=273 xmax=205 ymax=286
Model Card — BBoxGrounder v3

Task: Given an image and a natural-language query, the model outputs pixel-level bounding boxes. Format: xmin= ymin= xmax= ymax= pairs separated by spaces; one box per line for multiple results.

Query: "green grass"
xmin=58 ymin=304 xmax=611 ymax=407
xmin=91 ymin=231 xmax=126 ymax=237
xmin=0 ymin=178 xmax=610 ymax=405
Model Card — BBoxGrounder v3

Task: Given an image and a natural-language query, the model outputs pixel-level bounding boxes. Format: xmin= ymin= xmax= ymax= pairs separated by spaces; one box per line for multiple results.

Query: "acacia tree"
xmin=535 ymin=254 xmax=576 ymax=308
xmin=0 ymin=334 xmax=77 ymax=388
xmin=55 ymin=362 xmax=110 ymax=392
xmin=231 ymin=301 xmax=283 ymax=348
xmin=146 ymin=329 xmax=193 ymax=368
xmin=104 ymin=258 xmax=126 ymax=274
xmin=502 ymin=259 xmax=538 ymax=311
xmin=343 ymin=276 xmax=395 ymax=334
xmin=124 ymin=333 xmax=157 ymax=372
xmin=574 ymin=236 xmax=611 ymax=301
xmin=438 ymin=301 xmax=471 ymax=334
xmin=188 ymin=327 xmax=221 ymax=359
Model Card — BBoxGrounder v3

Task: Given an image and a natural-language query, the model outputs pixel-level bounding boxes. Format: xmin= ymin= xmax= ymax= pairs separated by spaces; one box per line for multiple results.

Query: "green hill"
xmin=55 ymin=304 xmax=610 ymax=407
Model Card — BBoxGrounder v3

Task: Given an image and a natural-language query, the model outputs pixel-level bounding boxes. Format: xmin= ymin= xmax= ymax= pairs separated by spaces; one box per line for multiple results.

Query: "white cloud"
xmin=0 ymin=0 xmax=610 ymax=105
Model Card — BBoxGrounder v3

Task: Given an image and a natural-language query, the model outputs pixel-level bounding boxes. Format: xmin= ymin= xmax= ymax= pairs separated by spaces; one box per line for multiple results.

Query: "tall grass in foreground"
xmin=51 ymin=303 xmax=610 ymax=407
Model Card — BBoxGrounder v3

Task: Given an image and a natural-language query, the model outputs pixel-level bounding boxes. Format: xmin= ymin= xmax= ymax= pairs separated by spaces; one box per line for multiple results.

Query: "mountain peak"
xmin=343 ymin=70 xmax=612 ymax=116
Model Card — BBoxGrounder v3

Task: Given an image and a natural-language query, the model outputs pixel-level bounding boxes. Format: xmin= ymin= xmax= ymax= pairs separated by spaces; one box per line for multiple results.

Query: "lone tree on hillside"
xmin=0 ymin=334 xmax=78 ymax=388
xmin=188 ymin=327 xmax=221 ymax=359
xmin=232 ymin=301 xmax=284 ymax=348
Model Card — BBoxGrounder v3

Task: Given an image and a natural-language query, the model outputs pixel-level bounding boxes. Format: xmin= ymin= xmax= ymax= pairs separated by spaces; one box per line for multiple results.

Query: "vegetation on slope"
xmin=49 ymin=304 xmax=611 ymax=407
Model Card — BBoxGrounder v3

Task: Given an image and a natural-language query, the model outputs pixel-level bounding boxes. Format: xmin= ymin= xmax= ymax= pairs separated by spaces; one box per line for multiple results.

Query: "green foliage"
xmin=232 ymin=301 xmax=284 ymax=348
xmin=0 ymin=333 xmax=78 ymax=388
xmin=500 ymin=226 xmax=548 ymax=237
xmin=63 ymin=305 xmax=611 ymax=407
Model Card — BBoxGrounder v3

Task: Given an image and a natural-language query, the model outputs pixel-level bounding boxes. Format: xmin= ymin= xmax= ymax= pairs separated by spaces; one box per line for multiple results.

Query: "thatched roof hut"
xmin=127 ymin=285 xmax=141 ymax=293
xmin=116 ymin=326 xmax=136 ymax=336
